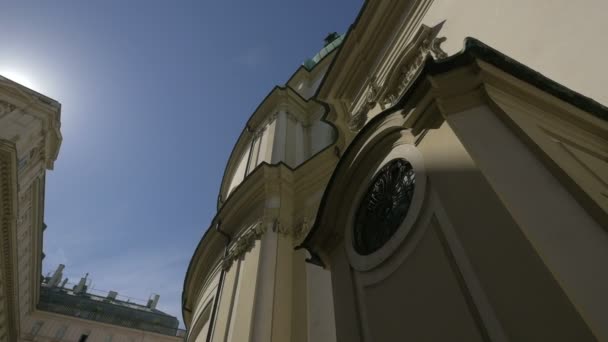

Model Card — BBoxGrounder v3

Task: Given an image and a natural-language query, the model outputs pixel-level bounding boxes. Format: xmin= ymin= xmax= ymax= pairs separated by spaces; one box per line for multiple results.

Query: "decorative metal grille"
xmin=353 ymin=159 xmax=415 ymax=255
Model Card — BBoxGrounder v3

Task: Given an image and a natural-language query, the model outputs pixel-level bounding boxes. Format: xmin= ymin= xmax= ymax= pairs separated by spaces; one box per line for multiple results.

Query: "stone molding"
xmin=292 ymin=217 xmax=311 ymax=246
xmin=218 ymin=86 xmax=330 ymax=209
xmin=221 ymin=215 xmax=315 ymax=270
xmin=348 ymin=22 xmax=447 ymax=132
xmin=348 ymin=80 xmax=379 ymax=132
xmin=0 ymin=101 xmax=16 ymax=118
xmin=221 ymin=221 xmax=266 ymax=270
xmin=274 ymin=217 xmax=314 ymax=246
xmin=248 ymin=111 xmax=278 ymax=139
xmin=0 ymin=140 xmax=18 ymax=341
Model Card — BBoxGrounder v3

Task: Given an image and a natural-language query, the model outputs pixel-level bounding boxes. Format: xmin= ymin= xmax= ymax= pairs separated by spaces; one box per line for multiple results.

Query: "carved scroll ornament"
xmin=348 ymin=22 xmax=448 ymax=132
xmin=0 ymin=100 xmax=16 ymax=117
xmin=222 ymin=222 xmax=266 ymax=270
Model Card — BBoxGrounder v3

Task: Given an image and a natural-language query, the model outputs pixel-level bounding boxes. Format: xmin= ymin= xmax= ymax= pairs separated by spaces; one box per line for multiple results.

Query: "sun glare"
xmin=0 ymin=69 xmax=39 ymax=92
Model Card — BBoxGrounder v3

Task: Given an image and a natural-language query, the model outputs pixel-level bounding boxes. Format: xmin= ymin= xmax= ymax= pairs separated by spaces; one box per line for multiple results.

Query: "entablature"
xmin=0 ymin=76 xmax=62 ymax=170
xmin=218 ymin=86 xmax=334 ymax=209
xmin=183 ymin=143 xmax=340 ymax=328
xmin=315 ymin=0 xmax=436 ymax=136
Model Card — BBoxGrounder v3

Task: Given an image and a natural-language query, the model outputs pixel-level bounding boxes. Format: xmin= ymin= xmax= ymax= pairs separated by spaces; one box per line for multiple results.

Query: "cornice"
xmin=0 ymin=76 xmax=60 ymax=109
xmin=217 ymin=85 xmax=335 ymax=210
xmin=316 ymin=0 xmax=434 ymax=102
xmin=221 ymin=221 xmax=266 ymax=270
xmin=183 ymin=146 xmax=340 ymax=326
xmin=0 ymin=78 xmax=62 ymax=171
xmin=348 ymin=22 xmax=447 ymax=132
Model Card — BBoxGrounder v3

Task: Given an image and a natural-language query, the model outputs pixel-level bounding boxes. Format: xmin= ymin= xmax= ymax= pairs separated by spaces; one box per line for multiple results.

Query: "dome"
xmin=303 ymin=32 xmax=344 ymax=70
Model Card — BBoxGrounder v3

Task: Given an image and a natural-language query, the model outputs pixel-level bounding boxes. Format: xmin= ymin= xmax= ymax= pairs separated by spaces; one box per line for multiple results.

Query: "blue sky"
xmin=0 ymin=0 xmax=362 ymax=327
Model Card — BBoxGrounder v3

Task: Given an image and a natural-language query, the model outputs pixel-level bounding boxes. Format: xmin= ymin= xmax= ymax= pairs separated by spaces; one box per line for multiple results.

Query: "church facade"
xmin=182 ymin=1 xmax=608 ymax=341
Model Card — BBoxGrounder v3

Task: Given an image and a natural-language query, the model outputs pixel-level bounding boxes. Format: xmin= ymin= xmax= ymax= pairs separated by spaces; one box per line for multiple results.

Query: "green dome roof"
xmin=303 ymin=33 xmax=344 ymax=70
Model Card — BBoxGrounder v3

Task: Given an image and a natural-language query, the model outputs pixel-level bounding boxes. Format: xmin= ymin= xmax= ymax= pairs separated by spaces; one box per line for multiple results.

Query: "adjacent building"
xmin=31 ymin=264 xmax=183 ymax=341
xmin=0 ymin=74 xmax=62 ymax=341
xmin=182 ymin=1 xmax=608 ymax=341
xmin=0 ymin=76 xmax=184 ymax=341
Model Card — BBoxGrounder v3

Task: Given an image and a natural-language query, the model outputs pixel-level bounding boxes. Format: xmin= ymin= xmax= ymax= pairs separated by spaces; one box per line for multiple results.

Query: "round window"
xmin=353 ymin=158 xmax=416 ymax=255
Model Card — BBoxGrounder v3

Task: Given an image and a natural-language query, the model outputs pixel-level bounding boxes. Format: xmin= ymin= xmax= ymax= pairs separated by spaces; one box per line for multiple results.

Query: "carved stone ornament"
xmin=348 ymin=109 xmax=369 ymax=132
xmin=222 ymin=222 xmax=266 ymax=270
xmin=274 ymin=219 xmax=290 ymax=236
xmin=379 ymin=22 xmax=447 ymax=109
xmin=348 ymin=22 xmax=448 ymax=132
xmin=292 ymin=217 xmax=310 ymax=246
xmin=349 ymin=77 xmax=380 ymax=132
xmin=353 ymin=159 xmax=416 ymax=255
xmin=0 ymin=100 xmax=16 ymax=117
xmin=274 ymin=218 xmax=313 ymax=246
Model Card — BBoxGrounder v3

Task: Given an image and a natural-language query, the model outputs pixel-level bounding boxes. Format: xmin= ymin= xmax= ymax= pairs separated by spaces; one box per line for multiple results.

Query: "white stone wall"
xmin=0 ymin=78 xmax=61 ymax=341
xmin=422 ymin=0 xmax=608 ymax=105
xmin=1 ymin=78 xmax=183 ymax=342
xmin=20 ymin=312 xmax=184 ymax=342
xmin=223 ymin=63 xmax=334 ymax=199
xmin=226 ymin=108 xmax=333 ymax=198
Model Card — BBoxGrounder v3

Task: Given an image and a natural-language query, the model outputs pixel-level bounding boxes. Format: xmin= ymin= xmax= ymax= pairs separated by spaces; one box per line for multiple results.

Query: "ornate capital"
xmin=274 ymin=219 xmax=290 ymax=237
xmin=0 ymin=100 xmax=16 ymax=117
xmin=222 ymin=222 xmax=266 ymax=270
xmin=220 ymin=216 xmax=315 ymax=268
xmin=273 ymin=217 xmax=314 ymax=246
xmin=292 ymin=217 xmax=310 ymax=246
xmin=348 ymin=77 xmax=380 ymax=132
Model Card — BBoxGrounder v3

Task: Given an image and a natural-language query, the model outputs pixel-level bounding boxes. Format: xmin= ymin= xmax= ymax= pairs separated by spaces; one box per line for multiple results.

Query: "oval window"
xmin=353 ymin=159 xmax=416 ymax=255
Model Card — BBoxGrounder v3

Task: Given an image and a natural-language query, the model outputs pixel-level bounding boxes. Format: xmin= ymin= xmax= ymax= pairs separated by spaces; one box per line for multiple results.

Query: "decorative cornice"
xmin=379 ymin=36 xmax=446 ymax=109
xmin=221 ymin=222 xmax=266 ymax=270
xmin=220 ymin=215 xmax=315 ymax=270
xmin=292 ymin=217 xmax=310 ymax=246
xmin=250 ymin=111 xmax=281 ymax=139
xmin=0 ymin=100 xmax=16 ymax=118
xmin=274 ymin=219 xmax=290 ymax=237
xmin=348 ymin=22 xmax=447 ymax=132
xmin=349 ymin=78 xmax=380 ymax=132
xmin=273 ymin=217 xmax=313 ymax=246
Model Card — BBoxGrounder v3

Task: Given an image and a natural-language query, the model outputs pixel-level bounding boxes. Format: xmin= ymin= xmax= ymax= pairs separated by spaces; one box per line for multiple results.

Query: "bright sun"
xmin=0 ymin=69 xmax=38 ymax=91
